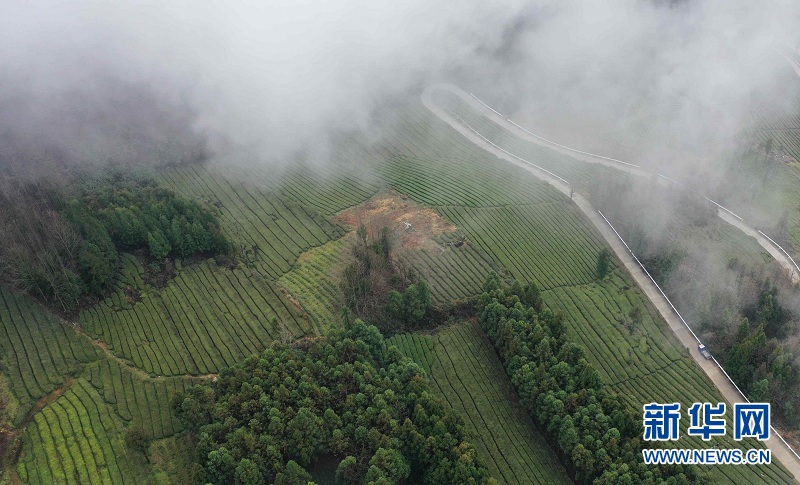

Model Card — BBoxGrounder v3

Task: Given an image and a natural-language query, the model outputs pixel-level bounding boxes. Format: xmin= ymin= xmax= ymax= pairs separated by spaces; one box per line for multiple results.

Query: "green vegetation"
xmin=339 ymin=223 xmax=435 ymax=334
xmin=278 ymin=234 xmax=353 ymax=333
xmin=0 ymin=172 xmax=229 ymax=312
xmin=479 ymin=274 xmax=701 ymax=483
xmin=596 ymin=249 xmax=612 ymax=280
xmin=149 ymin=434 xmax=196 ymax=485
xmin=159 ymin=165 xmax=359 ymax=280
xmin=69 ymin=171 xmax=229 ymax=262
xmin=0 ymin=286 xmax=99 ymax=420
xmin=396 ymin=232 xmax=499 ymax=304
xmin=718 ymin=284 xmax=799 ymax=425
xmin=341 ymin=225 xmax=403 ymax=326
xmin=16 ymin=379 xmax=144 ymax=485
xmin=426 ymin=321 xmax=570 ymax=484
xmin=384 ymin=281 xmax=433 ymax=330
xmin=386 ymin=333 xmax=434 ymax=374
xmin=4 ymin=85 xmax=799 ymax=484
xmin=173 ymin=320 xmax=494 ymax=484
xmin=80 ymin=254 xmax=307 ymax=376
xmin=83 ymin=358 xmax=198 ymax=440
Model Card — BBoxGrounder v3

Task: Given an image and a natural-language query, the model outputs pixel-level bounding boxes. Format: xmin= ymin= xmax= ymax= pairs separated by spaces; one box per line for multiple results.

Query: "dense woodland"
xmin=173 ymin=320 xmax=494 ymax=485
xmin=478 ymin=273 xmax=703 ymax=484
xmin=0 ymin=170 xmax=230 ymax=312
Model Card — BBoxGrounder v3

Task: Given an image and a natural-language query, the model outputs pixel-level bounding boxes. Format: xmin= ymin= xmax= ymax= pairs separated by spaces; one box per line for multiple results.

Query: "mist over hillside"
xmin=3 ymin=0 xmax=799 ymax=174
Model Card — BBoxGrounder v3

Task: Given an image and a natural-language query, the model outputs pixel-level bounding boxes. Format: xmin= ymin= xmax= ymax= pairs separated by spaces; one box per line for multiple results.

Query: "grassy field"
xmin=390 ymin=321 xmax=571 ymax=485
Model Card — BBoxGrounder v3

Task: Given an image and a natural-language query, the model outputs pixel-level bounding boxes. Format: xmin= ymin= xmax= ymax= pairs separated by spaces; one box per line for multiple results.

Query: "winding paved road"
xmin=434 ymin=83 xmax=800 ymax=284
xmin=422 ymin=84 xmax=800 ymax=482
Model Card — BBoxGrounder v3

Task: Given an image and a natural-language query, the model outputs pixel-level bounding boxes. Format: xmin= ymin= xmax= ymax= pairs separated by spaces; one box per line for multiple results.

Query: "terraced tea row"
xmin=427 ymin=321 xmax=570 ymax=485
xmin=386 ymin=333 xmax=434 ymax=374
xmin=16 ymin=379 xmax=141 ymax=485
xmin=0 ymin=287 xmax=99 ymax=417
xmin=277 ymin=234 xmax=353 ymax=333
xmin=80 ymin=255 xmax=307 ymax=376
xmin=83 ymin=358 xmax=196 ymax=440
xmin=438 ymin=203 xmax=602 ymax=290
xmin=159 ymin=165 xmax=349 ymax=279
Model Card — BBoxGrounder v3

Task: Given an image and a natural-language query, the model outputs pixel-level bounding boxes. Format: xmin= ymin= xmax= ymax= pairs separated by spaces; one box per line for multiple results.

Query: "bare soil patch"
xmin=336 ymin=189 xmax=456 ymax=254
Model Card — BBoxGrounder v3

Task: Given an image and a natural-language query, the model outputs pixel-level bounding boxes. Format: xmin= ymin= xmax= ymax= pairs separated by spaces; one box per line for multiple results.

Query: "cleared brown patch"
xmin=335 ymin=189 xmax=456 ymax=254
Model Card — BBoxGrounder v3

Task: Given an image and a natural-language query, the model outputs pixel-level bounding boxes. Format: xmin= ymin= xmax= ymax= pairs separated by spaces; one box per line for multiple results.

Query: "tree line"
xmin=0 ymin=170 xmax=229 ymax=312
xmin=478 ymin=272 xmax=703 ymax=484
xmin=173 ymin=320 xmax=494 ymax=485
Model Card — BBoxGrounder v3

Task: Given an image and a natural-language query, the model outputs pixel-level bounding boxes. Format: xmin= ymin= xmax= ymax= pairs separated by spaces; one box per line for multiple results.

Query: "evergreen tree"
xmin=596 ymin=248 xmax=612 ymax=279
xmin=147 ymin=229 xmax=172 ymax=260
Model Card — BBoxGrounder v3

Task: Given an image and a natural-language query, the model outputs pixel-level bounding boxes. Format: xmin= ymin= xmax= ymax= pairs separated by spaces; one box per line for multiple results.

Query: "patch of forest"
xmin=0 ymin=169 xmax=230 ymax=313
xmin=173 ymin=320 xmax=494 ymax=485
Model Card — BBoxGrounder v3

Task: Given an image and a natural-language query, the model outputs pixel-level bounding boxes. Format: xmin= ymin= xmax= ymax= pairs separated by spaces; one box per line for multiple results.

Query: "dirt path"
xmin=422 ymin=86 xmax=800 ymax=482
xmin=431 ymin=83 xmax=800 ymax=284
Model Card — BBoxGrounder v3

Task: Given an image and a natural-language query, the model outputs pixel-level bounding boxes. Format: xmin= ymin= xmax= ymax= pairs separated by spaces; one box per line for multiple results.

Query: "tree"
xmin=482 ymin=271 xmax=503 ymax=293
xmin=403 ymin=281 xmax=431 ymax=326
xmin=366 ymin=448 xmax=410 ymax=484
xmin=357 ymin=224 xmax=368 ymax=249
xmin=335 ymin=456 xmax=360 ymax=485
xmin=385 ymin=290 xmax=404 ymax=323
xmin=207 ymin=447 xmax=236 ymax=484
xmin=124 ymin=426 xmax=151 ymax=455
xmin=147 ymin=229 xmax=172 ymax=260
xmin=558 ymin=416 xmax=578 ymax=454
xmin=523 ymin=281 xmax=542 ymax=311
xmin=177 ymin=321 xmax=492 ymax=485
xmin=274 ymin=460 xmax=312 ymax=485
xmin=79 ymin=243 xmax=115 ymax=295
xmin=726 ymin=324 xmax=767 ymax=394
xmin=750 ymin=378 xmax=770 ymax=402
xmin=572 ymin=443 xmax=595 ymax=483
xmin=477 ymin=273 xmax=702 ymax=483
xmin=596 ymin=249 xmax=612 ymax=279
xmin=235 ymin=458 xmax=263 ymax=485
xmin=172 ymin=385 xmax=215 ymax=431
xmin=287 ymin=408 xmax=324 ymax=466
